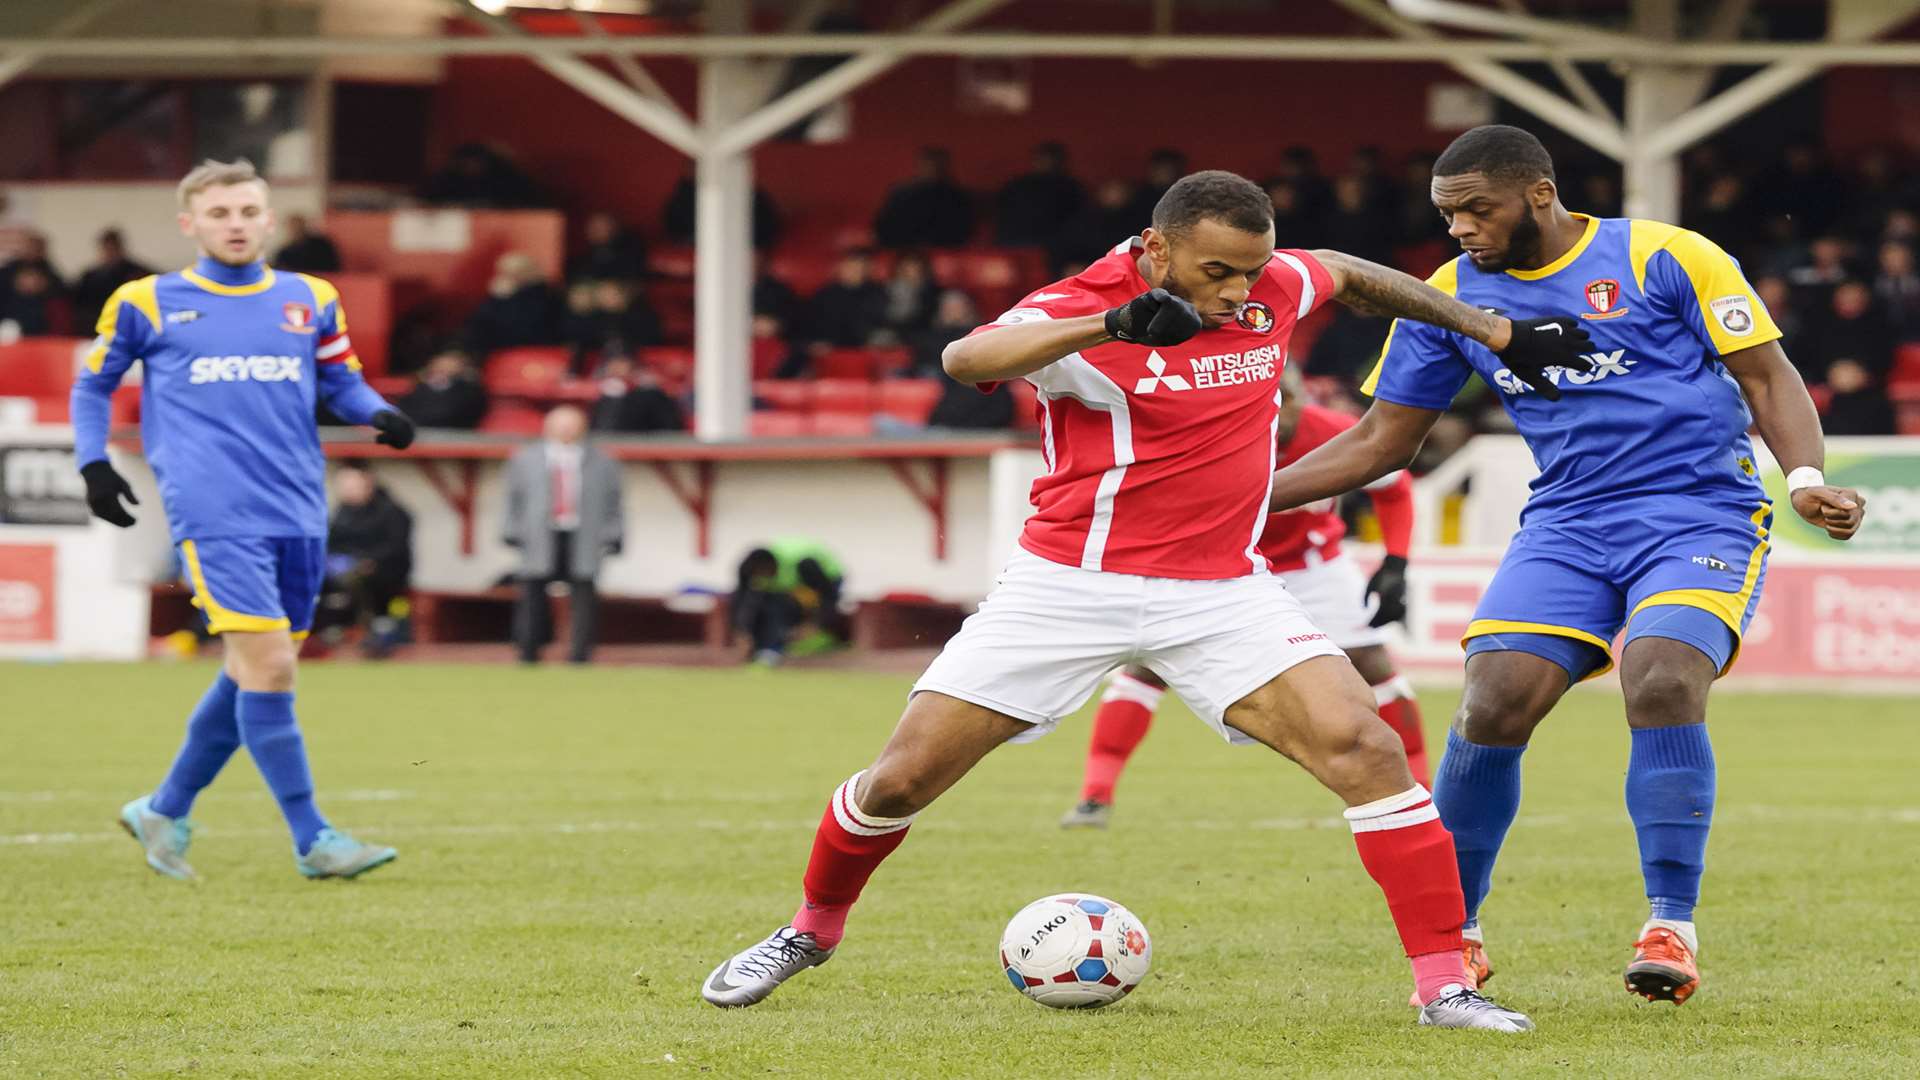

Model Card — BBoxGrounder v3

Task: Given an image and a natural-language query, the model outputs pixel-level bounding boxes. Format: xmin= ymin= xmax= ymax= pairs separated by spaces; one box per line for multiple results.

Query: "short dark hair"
xmin=1434 ymin=124 xmax=1556 ymax=184
xmin=1151 ymin=170 xmax=1273 ymax=240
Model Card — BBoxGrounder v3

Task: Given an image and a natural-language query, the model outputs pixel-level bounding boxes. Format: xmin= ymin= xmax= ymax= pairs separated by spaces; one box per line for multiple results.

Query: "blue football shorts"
xmin=1462 ymin=500 xmax=1772 ymax=684
xmin=178 ymin=536 xmax=327 ymax=639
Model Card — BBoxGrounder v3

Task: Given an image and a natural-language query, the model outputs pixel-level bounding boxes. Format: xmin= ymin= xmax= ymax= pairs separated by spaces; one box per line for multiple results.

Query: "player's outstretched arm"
xmin=1311 ymin=250 xmax=1596 ymax=400
xmin=1723 ymin=340 xmax=1867 ymax=540
xmin=942 ymin=289 xmax=1200 ymax=385
xmin=1269 ymin=401 xmax=1440 ymax=513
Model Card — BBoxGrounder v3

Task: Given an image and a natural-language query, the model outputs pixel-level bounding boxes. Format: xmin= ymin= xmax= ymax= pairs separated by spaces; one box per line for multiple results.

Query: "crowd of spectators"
xmin=5 ymin=139 xmax=1917 ymax=437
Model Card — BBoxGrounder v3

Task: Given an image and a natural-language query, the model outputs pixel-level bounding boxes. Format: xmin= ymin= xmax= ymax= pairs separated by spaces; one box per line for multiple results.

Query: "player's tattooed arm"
xmin=1723 ymin=340 xmax=1867 ymax=541
xmin=1311 ymin=250 xmax=1512 ymax=350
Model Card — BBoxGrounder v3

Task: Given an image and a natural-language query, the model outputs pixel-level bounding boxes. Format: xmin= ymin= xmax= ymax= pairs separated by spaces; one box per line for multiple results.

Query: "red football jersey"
xmin=1258 ymin=404 xmax=1414 ymax=572
xmin=975 ymin=237 xmax=1334 ymax=579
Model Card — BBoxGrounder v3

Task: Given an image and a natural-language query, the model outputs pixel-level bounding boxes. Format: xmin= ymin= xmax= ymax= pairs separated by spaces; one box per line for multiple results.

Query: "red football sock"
xmin=1345 ymin=785 xmax=1471 ymax=1004
xmin=1373 ymin=675 xmax=1430 ymax=788
xmin=790 ymin=771 xmax=914 ymax=949
xmin=1080 ymin=674 xmax=1163 ymax=804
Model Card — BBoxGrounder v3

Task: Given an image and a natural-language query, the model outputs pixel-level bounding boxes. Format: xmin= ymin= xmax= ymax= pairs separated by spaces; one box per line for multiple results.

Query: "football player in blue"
xmin=72 ymin=159 xmax=417 ymax=881
xmin=1267 ymin=126 xmax=1866 ymax=1006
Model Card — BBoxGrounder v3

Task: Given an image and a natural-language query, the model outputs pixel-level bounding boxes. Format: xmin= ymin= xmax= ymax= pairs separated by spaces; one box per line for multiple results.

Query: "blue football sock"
xmin=236 ymin=691 xmax=329 ymax=855
xmin=1626 ymin=723 xmax=1715 ymax=923
xmin=149 ymin=673 xmax=242 ymax=818
xmin=1432 ymin=731 xmax=1527 ymax=928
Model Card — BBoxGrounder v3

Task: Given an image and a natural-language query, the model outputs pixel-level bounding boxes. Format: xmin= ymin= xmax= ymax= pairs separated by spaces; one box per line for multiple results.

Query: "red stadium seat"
xmin=752 ymin=379 xmax=810 ymax=412
xmin=811 ymin=378 xmax=874 ymax=413
xmin=648 ymin=247 xmax=695 ymax=279
xmin=484 ymin=347 xmax=571 ymax=395
xmin=811 ymin=411 xmax=876 ymax=438
xmin=876 ymin=379 xmax=943 ymax=425
xmin=1808 ymin=383 xmax=1833 ymax=414
xmin=750 ymin=411 xmax=809 ymax=438
xmin=751 ymin=337 xmax=789 ymax=379
xmin=1892 ymin=383 xmax=1920 ymax=435
xmin=640 ymin=346 xmax=694 ymax=381
xmin=868 ymin=346 xmax=910 ymax=377
xmin=478 ymin=402 xmax=546 ymax=435
xmin=1892 ymin=343 xmax=1920 ymax=389
xmin=0 ymin=338 xmax=88 ymax=396
xmin=815 ymin=348 xmax=879 ymax=380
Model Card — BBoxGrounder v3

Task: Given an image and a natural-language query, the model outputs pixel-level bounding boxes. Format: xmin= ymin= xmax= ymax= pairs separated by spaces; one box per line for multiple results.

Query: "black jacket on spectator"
xmin=906 ymin=320 xmax=972 ymax=378
xmin=1803 ymin=310 xmax=1895 ymax=381
xmin=274 ymin=235 xmax=342 ymax=273
xmin=592 ymin=383 xmax=685 ymax=433
xmin=1306 ymin=307 xmax=1393 ymax=381
xmin=753 ymin=273 xmax=798 ymax=324
xmin=464 ymin=284 xmax=563 ymax=358
xmin=563 ymin=299 xmax=663 ymax=369
xmin=805 ymin=281 xmax=889 ymax=348
xmin=995 ymin=171 xmax=1086 ymax=247
xmin=73 ymin=257 xmax=153 ymax=330
xmin=398 ymin=377 xmax=489 ymax=430
xmin=328 ymin=490 xmax=414 ymax=592
xmin=874 ymin=179 xmax=974 ymax=249
xmin=1050 ymin=203 xmax=1139 ymax=274
xmin=927 ymin=380 xmax=1014 ymax=430
xmin=1823 ymin=389 xmax=1897 ymax=436
xmin=567 ymin=232 xmax=648 ymax=284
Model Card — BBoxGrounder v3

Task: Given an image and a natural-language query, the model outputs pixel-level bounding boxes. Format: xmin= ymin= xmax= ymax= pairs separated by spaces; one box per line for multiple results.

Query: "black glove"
xmin=1104 ymin=288 xmax=1203 ymax=347
xmin=80 ymin=460 xmax=139 ymax=528
xmin=371 ymin=409 xmax=416 ymax=450
xmin=1365 ymin=554 xmax=1409 ymax=629
xmin=1495 ymin=317 xmax=1595 ymax=401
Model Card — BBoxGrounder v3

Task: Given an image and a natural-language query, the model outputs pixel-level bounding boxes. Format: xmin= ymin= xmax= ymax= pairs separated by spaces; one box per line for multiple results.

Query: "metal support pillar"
xmin=1622 ymin=0 xmax=1686 ymax=222
xmin=692 ymin=0 xmax=755 ymax=441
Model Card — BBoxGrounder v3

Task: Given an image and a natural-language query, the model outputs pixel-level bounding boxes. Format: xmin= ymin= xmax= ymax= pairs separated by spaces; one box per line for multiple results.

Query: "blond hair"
xmin=177 ymin=158 xmax=267 ymax=209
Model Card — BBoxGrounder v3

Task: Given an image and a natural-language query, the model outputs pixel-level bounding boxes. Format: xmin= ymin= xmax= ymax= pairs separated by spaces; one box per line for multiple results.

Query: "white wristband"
xmin=1786 ymin=466 xmax=1825 ymax=493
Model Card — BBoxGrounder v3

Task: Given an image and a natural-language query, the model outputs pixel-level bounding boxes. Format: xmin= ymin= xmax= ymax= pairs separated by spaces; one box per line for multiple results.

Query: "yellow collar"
xmin=181 ymin=267 xmax=277 ymax=296
xmin=1505 ymin=214 xmax=1599 ymax=281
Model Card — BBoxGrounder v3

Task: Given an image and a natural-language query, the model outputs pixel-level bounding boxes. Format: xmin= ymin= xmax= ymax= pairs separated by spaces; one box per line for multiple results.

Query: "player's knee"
xmin=231 ymin=642 xmax=298 ymax=692
xmin=1451 ymin=698 xmax=1537 ymax=747
xmin=857 ymin=758 xmax=938 ymax=819
xmin=1316 ymin=707 xmax=1405 ymax=774
xmin=1623 ymin=663 xmax=1708 ymax=727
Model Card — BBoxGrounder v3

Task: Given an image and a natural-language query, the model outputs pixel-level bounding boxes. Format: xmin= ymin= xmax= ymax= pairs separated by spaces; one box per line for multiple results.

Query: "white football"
xmin=999 ymin=893 xmax=1152 ymax=1008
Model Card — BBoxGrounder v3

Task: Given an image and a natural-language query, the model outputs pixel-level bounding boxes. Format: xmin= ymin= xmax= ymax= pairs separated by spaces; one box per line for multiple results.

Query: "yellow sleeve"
xmin=1631 ymin=220 xmax=1781 ymax=356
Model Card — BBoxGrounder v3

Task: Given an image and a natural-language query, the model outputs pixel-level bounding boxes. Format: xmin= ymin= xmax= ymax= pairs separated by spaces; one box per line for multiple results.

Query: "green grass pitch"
xmin=3 ymin=662 xmax=1916 ymax=1078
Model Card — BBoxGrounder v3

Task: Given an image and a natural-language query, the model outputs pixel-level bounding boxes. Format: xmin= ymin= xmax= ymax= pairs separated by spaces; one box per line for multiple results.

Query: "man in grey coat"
xmin=503 ymin=405 xmax=625 ymax=663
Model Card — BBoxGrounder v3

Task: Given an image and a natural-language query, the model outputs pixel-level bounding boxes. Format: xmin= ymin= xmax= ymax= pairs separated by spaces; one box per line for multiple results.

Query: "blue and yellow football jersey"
xmin=71 ymin=256 xmax=391 ymax=543
xmin=1363 ymin=215 xmax=1779 ymax=524
xmin=1363 ymin=216 xmax=1784 ymax=677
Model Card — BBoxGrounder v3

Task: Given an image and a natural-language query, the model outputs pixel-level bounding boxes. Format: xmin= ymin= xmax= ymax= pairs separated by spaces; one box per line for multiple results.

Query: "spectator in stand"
xmin=72 ymin=228 xmax=152 ymax=331
xmin=1788 ymin=234 xmax=1854 ymax=309
xmin=927 ymin=376 xmax=1015 ymax=431
xmin=1397 ymin=151 xmax=1449 ymax=247
xmin=590 ymin=355 xmax=685 ymax=434
xmin=1821 ymin=358 xmax=1897 ymax=435
xmin=562 ymin=279 xmax=662 ymax=371
xmin=1873 ymin=241 xmax=1920 ymax=341
xmin=271 ymin=213 xmax=342 ymax=272
xmin=1265 ymin=146 xmax=1331 ymax=222
xmin=662 ymin=171 xmax=783 ymax=250
xmin=873 ymin=147 xmax=974 ymax=249
xmin=752 ymin=312 xmax=804 ymax=381
xmin=905 ymin=289 xmax=979 ymax=377
xmin=397 ymin=349 xmax=489 ymax=430
xmin=1050 ymin=177 xmax=1138 ymax=273
xmin=1762 ymin=141 xmax=1845 ymax=236
xmin=1 ymin=233 xmax=63 ymax=304
xmin=1802 ymin=280 xmax=1894 ymax=385
xmin=752 ymin=253 xmax=797 ymax=325
xmin=1686 ymin=175 xmax=1750 ymax=262
xmin=1753 ymin=275 xmax=1802 ymax=359
xmin=1841 ymin=150 xmax=1908 ymax=244
xmin=419 ymin=142 xmax=548 ymax=208
xmin=0 ymin=190 xmax=33 ymax=263
xmin=321 ymin=464 xmax=413 ymax=658
xmin=567 ymin=211 xmax=647 ymax=284
xmin=0 ymin=265 xmax=65 ymax=338
xmin=878 ymin=250 xmax=941 ymax=342
xmin=1124 ymin=148 xmax=1190 ymax=231
xmin=730 ymin=539 xmax=849 ymax=666
xmin=799 ymin=249 xmax=888 ymax=354
xmin=462 ymin=252 xmax=562 ymax=359
xmin=1268 ymin=180 xmax=1325 ymax=250
xmin=1323 ymin=173 xmax=1397 ymax=268
xmin=502 ymin=405 xmax=624 ymax=665
xmin=994 ymin=142 xmax=1086 ymax=248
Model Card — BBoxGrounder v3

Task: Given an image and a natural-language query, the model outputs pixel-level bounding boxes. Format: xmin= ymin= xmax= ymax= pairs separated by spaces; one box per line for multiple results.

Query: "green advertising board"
xmin=1760 ymin=440 xmax=1920 ymax=553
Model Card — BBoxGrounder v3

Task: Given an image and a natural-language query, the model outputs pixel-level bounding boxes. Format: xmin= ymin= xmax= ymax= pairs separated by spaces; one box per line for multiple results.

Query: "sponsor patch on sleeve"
xmin=993 ymin=306 xmax=1053 ymax=326
xmin=1709 ymin=294 xmax=1755 ymax=336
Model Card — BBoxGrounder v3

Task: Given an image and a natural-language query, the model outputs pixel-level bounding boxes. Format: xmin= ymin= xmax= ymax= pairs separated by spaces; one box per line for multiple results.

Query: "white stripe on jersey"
xmin=1274 ymin=252 xmax=1316 ymax=319
xmin=316 ymin=336 xmax=353 ymax=360
xmin=1030 ymin=353 xmax=1133 ymax=572
xmin=1243 ymin=379 xmax=1288 ymax=574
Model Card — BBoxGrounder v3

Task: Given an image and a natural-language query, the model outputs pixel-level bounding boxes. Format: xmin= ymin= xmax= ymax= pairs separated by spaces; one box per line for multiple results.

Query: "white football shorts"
xmin=1278 ymin=553 xmax=1387 ymax=651
xmin=912 ymin=547 xmax=1346 ymax=745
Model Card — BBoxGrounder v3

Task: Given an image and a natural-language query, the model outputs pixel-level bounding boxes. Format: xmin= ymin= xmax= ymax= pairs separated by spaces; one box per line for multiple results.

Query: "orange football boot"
xmin=1625 ymin=927 xmax=1700 ymax=1004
